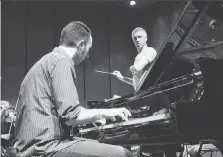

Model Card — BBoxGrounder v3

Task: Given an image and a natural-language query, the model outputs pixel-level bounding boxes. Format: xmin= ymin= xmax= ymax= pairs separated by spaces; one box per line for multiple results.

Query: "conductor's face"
xmin=75 ymin=35 xmax=92 ymax=65
xmin=132 ymin=31 xmax=147 ymax=50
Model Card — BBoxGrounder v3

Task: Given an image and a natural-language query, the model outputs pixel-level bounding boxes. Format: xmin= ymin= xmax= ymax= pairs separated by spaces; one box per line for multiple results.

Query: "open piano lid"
xmin=135 ymin=0 xmax=215 ymax=92
xmin=135 ymin=41 xmax=175 ymax=92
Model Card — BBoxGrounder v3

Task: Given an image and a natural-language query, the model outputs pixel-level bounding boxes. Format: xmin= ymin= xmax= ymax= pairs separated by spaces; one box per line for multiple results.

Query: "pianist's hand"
xmin=102 ymin=107 xmax=132 ymax=122
xmin=104 ymin=95 xmax=121 ymax=102
xmin=113 ymin=71 xmax=124 ymax=80
xmin=92 ymin=118 xmax=106 ymax=127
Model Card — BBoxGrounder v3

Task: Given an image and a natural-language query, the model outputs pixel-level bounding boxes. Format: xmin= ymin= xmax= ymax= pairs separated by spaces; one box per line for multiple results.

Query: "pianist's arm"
xmin=65 ymin=107 xmax=131 ymax=126
xmin=51 ymin=59 xmax=131 ymax=127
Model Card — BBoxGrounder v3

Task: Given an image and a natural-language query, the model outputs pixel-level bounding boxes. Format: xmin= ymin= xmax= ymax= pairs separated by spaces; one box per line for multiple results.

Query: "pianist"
xmin=14 ymin=21 xmax=133 ymax=157
xmin=113 ymin=27 xmax=157 ymax=90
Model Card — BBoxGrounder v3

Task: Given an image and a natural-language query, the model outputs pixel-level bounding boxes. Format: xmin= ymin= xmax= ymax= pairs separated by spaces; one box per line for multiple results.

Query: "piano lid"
xmin=193 ymin=2 xmax=223 ymax=21
xmin=135 ymin=0 xmax=218 ymax=92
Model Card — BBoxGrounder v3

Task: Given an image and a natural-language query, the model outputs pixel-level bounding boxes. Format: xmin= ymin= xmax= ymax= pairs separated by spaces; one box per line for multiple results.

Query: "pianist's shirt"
xmin=15 ymin=47 xmax=83 ymax=157
xmin=131 ymin=46 xmax=157 ymax=90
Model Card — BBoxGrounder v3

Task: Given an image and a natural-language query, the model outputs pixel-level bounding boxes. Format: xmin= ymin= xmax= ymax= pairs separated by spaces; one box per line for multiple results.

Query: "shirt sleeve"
xmin=142 ymin=47 xmax=157 ymax=63
xmin=51 ymin=59 xmax=81 ymax=123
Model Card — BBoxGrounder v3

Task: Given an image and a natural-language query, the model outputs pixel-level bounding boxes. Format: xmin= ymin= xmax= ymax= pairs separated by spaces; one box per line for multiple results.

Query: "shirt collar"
xmin=53 ymin=47 xmax=75 ymax=65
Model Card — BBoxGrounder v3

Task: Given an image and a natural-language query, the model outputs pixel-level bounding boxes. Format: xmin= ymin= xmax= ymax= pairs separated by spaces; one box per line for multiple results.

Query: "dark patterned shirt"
xmin=15 ymin=47 xmax=82 ymax=157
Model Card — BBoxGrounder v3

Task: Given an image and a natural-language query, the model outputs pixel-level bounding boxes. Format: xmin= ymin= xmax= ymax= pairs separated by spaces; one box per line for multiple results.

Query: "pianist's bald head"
xmin=59 ymin=21 xmax=92 ymax=48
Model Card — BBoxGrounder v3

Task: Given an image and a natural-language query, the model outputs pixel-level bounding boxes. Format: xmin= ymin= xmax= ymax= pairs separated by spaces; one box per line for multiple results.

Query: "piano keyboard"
xmin=79 ymin=113 xmax=171 ymax=134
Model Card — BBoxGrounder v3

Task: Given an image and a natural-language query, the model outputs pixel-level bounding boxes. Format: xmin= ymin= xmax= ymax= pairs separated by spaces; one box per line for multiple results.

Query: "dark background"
xmin=1 ymin=1 xmax=223 ymax=107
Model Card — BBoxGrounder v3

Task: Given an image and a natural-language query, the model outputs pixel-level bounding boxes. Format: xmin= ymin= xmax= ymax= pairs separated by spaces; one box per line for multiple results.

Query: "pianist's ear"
xmin=77 ymin=39 xmax=86 ymax=51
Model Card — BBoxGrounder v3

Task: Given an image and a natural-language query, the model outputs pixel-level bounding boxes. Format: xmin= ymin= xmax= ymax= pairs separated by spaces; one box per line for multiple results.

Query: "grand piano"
xmin=75 ymin=1 xmax=223 ymax=156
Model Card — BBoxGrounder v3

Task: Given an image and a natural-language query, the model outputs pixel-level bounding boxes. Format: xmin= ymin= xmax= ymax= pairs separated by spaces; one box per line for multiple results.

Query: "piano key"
xmin=79 ymin=113 xmax=171 ymax=134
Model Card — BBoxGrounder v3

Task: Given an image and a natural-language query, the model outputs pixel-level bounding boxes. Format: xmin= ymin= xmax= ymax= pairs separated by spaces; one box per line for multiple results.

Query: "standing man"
xmin=14 ymin=21 xmax=133 ymax=157
xmin=113 ymin=27 xmax=157 ymax=157
xmin=113 ymin=27 xmax=157 ymax=91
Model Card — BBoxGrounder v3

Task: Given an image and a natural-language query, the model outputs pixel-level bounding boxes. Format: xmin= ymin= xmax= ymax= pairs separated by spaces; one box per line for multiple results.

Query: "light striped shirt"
xmin=15 ymin=47 xmax=83 ymax=157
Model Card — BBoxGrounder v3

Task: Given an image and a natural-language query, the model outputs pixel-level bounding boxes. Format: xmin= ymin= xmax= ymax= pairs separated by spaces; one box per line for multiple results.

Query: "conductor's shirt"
xmin=132 ymin=46 xmax=157 ymax=90
xmin=15 ymin=47 xmax=82 ymax=157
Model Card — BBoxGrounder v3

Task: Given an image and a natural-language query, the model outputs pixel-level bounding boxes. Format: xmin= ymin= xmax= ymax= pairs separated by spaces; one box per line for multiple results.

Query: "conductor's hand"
xmin=103 ymin=107 xmax=132 ymax=121
xmin=113 ymin=71 xmax=124 ymax=80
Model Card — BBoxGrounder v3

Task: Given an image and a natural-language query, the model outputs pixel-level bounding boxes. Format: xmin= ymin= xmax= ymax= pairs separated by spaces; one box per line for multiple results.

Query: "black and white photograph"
xmin=1 ymin=0 xmax=223 ymax=157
